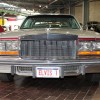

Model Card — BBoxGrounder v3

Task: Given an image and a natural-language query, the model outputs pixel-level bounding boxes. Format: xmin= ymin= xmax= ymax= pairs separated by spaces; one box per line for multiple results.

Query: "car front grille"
xmin=20 ymin=34 xmax=78 ymax=60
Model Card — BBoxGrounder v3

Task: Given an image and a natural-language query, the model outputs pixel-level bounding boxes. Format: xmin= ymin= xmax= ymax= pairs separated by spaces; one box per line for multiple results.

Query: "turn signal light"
xmin=0 ymin=51 xmax=19 ymax=55
xmin=78 ymin=51 xmax=100 ymax=55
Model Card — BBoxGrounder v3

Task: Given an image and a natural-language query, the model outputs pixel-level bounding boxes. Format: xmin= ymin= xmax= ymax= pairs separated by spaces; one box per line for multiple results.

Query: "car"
xmin=1 ymin=25 xmax=7 ymax=31
xmin=0 ymin=14 xmax=100 ymax=82
xmin=0 ymin=25 xmax=4 ymax=32
xmin=87 ymin=21 xmax=100 ymax=33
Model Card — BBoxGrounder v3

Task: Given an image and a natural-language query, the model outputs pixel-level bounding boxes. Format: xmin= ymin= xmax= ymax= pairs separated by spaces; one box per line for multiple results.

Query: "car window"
xmin=20 ymin=15 xmax=80 ymax=29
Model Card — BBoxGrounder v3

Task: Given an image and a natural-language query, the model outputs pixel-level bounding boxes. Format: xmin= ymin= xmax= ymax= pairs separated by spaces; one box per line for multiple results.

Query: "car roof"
xmin=27 ymin=14 xmax=74 ymax=18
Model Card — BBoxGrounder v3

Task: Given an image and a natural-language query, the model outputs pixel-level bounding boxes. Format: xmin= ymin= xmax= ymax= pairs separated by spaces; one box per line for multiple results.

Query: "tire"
xmin=0 ymin=73 xmax=14 ymax=82
xmin=85 ymin=73 xmax=100 ymax=82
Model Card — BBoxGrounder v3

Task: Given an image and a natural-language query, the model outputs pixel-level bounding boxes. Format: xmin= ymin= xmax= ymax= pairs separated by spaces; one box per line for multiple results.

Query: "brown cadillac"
xmin=0 ymin=14 xmax=100 ymax=82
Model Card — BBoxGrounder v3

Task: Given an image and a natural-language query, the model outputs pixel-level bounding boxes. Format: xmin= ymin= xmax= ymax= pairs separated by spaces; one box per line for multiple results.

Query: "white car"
xmin=0 ymin=14 xmax=100 ymax=82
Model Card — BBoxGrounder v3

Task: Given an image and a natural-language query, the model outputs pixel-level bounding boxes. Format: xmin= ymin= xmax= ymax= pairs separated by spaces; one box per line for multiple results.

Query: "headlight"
xmin=0 ymin=40 xmax=19 ymax=51
xmin=79 ymin=42 xmax=91 ymax=51
xmin=79 ymin=41 xmax=100 ymax=51
xmin=6 ymin=41 xmax=19 ymax=51
xmin=0 ymin=40 xmax=19 ymax=55
xmin=92 ymin=42 xmax=100 ymax=50
xmin=78 ymin=41 xmax=100 ymax=55
xmin=0 ymin=41 xmax=5 ymax=51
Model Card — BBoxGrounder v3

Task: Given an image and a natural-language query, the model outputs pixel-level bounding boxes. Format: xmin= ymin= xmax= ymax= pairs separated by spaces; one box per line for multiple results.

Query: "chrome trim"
xmin=0 ymin=58 xmax=100 ymax=66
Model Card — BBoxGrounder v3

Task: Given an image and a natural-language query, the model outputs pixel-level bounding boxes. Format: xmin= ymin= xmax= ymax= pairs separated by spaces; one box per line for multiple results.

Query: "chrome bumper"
xmin=0 ymin=57 xmax=100 ymax=65
xmin=0 ymin=57 xmax=100 ymax=77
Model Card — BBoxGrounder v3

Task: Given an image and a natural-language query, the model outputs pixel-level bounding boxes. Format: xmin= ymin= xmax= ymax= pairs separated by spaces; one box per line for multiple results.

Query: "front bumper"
xmin=0 ymin=57 xmax=100 ymax=78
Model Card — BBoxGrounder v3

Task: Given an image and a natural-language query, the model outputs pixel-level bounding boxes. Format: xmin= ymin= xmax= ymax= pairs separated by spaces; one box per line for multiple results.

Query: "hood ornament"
xmin=46 ymin=28 xmax=51 ymax=39
xmin=46 ymin=28 xmax=50 ymax=33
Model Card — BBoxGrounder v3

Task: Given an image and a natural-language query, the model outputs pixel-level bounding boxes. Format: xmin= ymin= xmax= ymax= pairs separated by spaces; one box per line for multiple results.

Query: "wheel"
xmin=0 ymin=73 xmax=14 ymax=82
xmin=85 ymin=73 xmax=100 ymax=82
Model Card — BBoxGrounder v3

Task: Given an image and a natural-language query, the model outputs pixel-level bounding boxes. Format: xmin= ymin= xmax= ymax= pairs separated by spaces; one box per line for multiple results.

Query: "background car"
xmin=1 ymin=25 xmax=7 ymax=31
xmin=0 ymin=25 xmax=4 ymax=32
xmin=87 ymin=21 xmax=100 ymax=33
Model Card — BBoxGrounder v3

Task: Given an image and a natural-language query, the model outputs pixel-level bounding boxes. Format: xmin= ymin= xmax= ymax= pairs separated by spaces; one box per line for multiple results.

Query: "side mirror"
xmin=90 ymin=27 xmax=94 ymax=31
xmin=83 ymin=25 xmax=88 ymax=30
xmin=80 ymin=23 xmax=83 ymax=26
xmin=80 ymin=23 xmax=84 ymax=30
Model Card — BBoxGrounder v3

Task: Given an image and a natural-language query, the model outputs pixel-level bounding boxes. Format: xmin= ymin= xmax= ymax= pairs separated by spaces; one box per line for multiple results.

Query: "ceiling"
xmin=1 ymin=0 xmax=83 ymax=13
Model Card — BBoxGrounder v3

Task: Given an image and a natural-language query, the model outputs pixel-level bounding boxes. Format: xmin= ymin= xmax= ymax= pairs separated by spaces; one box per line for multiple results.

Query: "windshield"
xmin=20 ymin=15 xmax=80 ymax=29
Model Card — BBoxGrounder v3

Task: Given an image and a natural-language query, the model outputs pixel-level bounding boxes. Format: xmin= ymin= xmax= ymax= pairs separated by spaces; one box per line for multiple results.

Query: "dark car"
xmin=87 ymin=21 xmax=100 ymax=33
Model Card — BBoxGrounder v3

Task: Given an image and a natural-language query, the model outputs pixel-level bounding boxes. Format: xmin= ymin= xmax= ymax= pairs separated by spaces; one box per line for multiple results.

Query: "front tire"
xmin=0 ymin=73 xmax=14 ymax=82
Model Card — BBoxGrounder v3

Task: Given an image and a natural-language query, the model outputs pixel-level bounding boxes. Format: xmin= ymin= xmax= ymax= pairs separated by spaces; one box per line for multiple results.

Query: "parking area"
xmin=0 ymin=75 xmax=99 ymax=100
xmin=0 ymin=0 xmax=100 ymax=100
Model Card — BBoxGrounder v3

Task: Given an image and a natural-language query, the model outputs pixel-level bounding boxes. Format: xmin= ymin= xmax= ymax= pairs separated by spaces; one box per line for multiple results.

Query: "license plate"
xmin=36 ymin=67 xmax=60 ymax=78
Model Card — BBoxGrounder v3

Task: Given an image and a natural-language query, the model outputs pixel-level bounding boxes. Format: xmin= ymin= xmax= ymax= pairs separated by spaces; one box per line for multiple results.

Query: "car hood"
xmin=0 ymin=28 xmax=100 ymax=39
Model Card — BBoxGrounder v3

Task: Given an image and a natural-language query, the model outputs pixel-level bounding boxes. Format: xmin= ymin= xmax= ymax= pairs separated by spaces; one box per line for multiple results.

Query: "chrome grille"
xmin=16 ymin=66 xmax=32 ymax=73
xmin=20 ymin=34 xmax=78 ymax=60
xmin=64 ymin=66 xmax=80 ymax=76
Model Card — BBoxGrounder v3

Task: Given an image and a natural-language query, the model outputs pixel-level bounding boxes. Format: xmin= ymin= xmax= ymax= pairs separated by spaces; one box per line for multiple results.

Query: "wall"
xmin=74 ymin=0 xmax=100 ymax=24
xmin=75 ymin=5 xmax=82 ymax=23
xmin=46 ymin=0 xmax=100 ymax=23
xmin=89 ymin=0 xmax=100 ymax=21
